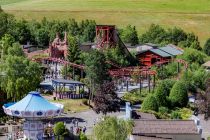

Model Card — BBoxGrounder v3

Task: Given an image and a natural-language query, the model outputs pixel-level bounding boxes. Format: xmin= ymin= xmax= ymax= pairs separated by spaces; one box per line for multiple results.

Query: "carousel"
xmin=3 ymin=91 xmax=63 ymax=140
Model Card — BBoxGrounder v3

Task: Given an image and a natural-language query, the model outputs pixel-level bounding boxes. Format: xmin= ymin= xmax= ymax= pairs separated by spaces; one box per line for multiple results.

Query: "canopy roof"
xmin=3 ymin=91 xmax=63 ymax=118
xmin=159 ymin=45 xmax=183 ymax=56
xmin=52 ymin=78 xmax=85 ymax=86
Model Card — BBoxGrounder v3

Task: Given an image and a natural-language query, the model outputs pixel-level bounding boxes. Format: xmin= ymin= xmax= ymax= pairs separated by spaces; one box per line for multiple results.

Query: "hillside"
xmin=1 ymin=0 xmax=210 ymax=45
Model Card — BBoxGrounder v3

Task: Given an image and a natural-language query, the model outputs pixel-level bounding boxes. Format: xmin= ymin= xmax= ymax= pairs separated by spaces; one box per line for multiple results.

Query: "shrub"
xmin=169 ymin=81 xmax=188 ymax=108
xmin=159 ymin=107 xmax=169 ymax=114
xmin=155 ymin=79 xmax=175 ymax=107
xmin=171 ymin=111 xmax=182 ymax=119
xmin=177 ymin=48 xmax=208 ymax=65
xmin=207 ymin=136 xmax=210 ymax=140
xmin=53 ymin=122 xmax=66 ymax=136
xmin=178 ymin=108 xmax=193 ymax=120
xmin=141 ymin=94 xmax=158 ymax=111
xmin=122 ymin=89 xmax=149 ymax=105
xmin=80 ymin=133 xmax=88 ymax=140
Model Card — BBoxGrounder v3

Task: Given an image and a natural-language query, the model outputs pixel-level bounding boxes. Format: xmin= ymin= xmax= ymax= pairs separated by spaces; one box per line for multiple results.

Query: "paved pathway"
xmin=197 ymin=114 xmax=210 ymax=139
xmin=60 ymin=109 xmax=125 ymax=136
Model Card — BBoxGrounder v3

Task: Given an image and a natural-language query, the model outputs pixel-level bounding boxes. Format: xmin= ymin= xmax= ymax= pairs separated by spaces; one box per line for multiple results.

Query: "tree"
xmin=35 ymin=28 xmax=49 ymax=46
xmin=67 ymin=35 xmax=81 ymax=64
xmin=121 ymin=25 xmax=139 ymax=46
xmin=169 ymin=81 xmax=188 ymax=108
xmin=139 ymin=24 xmax=167 ymax=45
xmin=80 ymin=19 xmax=96 ymax=42
xmin=84 ymin=50 xmax=108 ymax=89
xmin=141 ymin=94 xmax=159 ymax=111
xmin=94 ymin=81 xmax=120 ymax=115
xmin=167 ymin=27 xmax=187 ymax=45
xmin=155 ymin=79 xmax=175 ymax=107
xmin=0 ymin=55 xmax=41 ymax=101
xmin=178 ymin=33 xmax=201 ymax=50
xmin=0 ymin=12 xmax=14 ymax=38
xmin=105 ymin=46 xmax=130 ymax=67
xmin=94 ymin=116 xmax=133 ymax=140
xmin=7 ymin=43 xmax=25 ymax=57
xmin=203 ymin=38 xmax=210 ymax=56
xmin=12 ymin=19 xmax=31 ymax=44
xmin=177 ymin=48 xmax=208 ymax=65
xmin=0 ymin=34 xmax=15 ymax=59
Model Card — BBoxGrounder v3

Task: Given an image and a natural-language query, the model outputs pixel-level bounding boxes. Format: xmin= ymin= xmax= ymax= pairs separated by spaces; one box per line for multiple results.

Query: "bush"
xmin=171 ymin=111 xmax=182 ymax=119
xmin=80 ymin=133 xmax=88 ymax=140
xmin=178 ymin=108 xmax=193 ymax=119
xmin=155 ymin=79 xmax=175 ymax=107
xmin=53 ymin=122 xmax=66 ymax=136
xmin=177 ymin=48 xmax=208 ymax=65
xmin=141 ymin=94 xmax=158 ymax=111
xmin=122 ymin=89 xmax=149 ymax=105
xmin=169 ymin=81 xmax=188 ymax=108
xmin=207 ymin=137 xmax=210 ymax=140
xmin=159 ymin=107 xmax=169 ymax=114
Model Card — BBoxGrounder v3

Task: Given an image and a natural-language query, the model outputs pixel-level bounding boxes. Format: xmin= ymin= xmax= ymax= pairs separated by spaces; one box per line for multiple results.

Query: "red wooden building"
xmin=136 ymin=45 xmax=184 ymax=67
xmin=136 ymin=48 xmax=172 ymax=67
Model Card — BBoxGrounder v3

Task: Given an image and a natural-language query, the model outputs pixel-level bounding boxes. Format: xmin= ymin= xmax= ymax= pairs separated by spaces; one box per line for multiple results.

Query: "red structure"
xmin=49 ymin=32 xmax=68 ymax=59
xmin=136 ymin=49 xmax=171 ymax=67
xmin=96 ymin=25 xmax=116 ymax=48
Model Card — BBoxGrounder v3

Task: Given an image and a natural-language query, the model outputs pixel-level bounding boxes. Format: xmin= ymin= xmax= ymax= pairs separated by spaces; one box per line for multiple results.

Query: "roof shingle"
xmin=133 ymin=120 xmax=198 ymax=135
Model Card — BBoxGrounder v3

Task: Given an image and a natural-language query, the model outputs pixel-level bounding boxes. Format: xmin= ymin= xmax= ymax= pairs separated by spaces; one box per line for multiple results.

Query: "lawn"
xmin=1 ymin=0 xmax=210 ymax=45
xmin=50 ymin=99 xmax=90 ymax=113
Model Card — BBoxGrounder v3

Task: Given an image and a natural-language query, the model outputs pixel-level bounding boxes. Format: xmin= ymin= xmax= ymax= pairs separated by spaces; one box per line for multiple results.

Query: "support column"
xmin=153 ymin=75 xmax=156 ymax=92
xmin=148 ymin=74 xmax=151 ymax=93
xmin=81 ymin=70 xmax=84 ymax=79
xmin=73 ymin=67 xmax=75 ymax=80
xmin=177 ymin=62 xmax=180 ymax=73
xmin=139 ymin=75 xmax=141 ymax=94
xmin=126 ymin=80 xmax=129 ymax=92
xmin=55 ymin=62 xmax=58 ymax=79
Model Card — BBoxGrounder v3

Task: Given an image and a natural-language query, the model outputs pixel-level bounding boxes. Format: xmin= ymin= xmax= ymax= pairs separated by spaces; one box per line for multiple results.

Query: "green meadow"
xmin=1 ymin=0 xmax=210 ymax=45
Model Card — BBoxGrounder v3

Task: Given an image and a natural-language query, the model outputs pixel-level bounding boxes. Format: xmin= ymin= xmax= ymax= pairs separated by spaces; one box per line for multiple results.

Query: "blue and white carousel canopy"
xmin=3 ymin=91 xmax=63 ymax=118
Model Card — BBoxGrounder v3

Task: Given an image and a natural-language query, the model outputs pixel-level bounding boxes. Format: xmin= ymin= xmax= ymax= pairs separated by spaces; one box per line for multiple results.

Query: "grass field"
xmin=1 ymin=0 xmax=210 ymax=45
xmin=50 ymin=99 xmax=89 ymax=113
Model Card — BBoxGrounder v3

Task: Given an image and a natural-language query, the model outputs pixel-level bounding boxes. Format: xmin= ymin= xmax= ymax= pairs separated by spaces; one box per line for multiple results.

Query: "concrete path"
xmin=60 ymin=109 xmax=125 ymax=136
xmin=197 ymin=114 xmax=210 ymax=139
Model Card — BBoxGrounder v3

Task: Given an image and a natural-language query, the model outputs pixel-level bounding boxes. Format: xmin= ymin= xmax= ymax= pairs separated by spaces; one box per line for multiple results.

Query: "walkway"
xmin=197 ymin=114 xmax=210 ymax=139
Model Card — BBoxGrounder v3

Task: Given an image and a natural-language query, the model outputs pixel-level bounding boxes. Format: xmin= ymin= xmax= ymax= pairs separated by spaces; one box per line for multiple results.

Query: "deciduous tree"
xmin=94 ymin=82 xmax=120 ymax=115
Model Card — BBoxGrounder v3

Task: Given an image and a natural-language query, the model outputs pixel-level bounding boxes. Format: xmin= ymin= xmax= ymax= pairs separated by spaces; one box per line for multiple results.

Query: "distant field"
xmin=1 ymin=0 xmax=210 ymax=45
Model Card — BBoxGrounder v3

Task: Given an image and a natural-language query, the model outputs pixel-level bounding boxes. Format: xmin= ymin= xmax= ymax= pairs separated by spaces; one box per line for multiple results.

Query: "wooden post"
xmin=73 ymin=67 xmax=75 ymax=80
xmin=65 ymin=64 xmax=67 ymax=79
xmin=81 ymin=70 xmax=84 ymax=79
xmin=153 ymin=75 xmax=156 ymax=91
xmin=177 ymin=62 xmax=180 ymax=73
xmin=55 ymin=62 xmax=58 ymax=79
xmin=126 ymin=80 xmax=128 ymax=92
xmin=148 ymin=74 xmax=151 ymax=93
xmin=139 ymin=75 xmax=141 ymax=94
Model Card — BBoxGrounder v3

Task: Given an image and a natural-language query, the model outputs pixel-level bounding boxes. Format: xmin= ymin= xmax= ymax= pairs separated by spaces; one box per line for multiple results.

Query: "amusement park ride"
xmin=28 ymin=25 xmax=187 ymax=92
